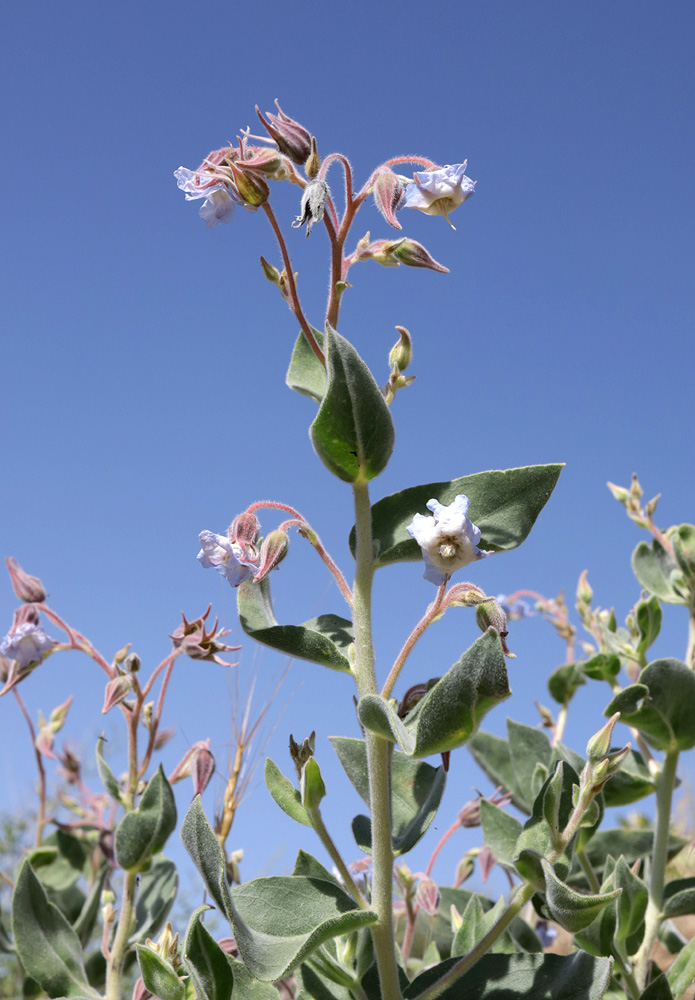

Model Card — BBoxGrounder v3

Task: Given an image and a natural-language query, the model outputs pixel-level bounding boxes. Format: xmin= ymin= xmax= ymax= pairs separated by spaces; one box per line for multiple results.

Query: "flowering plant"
xmin=1 ymin=103 xmax=694 ymax=1000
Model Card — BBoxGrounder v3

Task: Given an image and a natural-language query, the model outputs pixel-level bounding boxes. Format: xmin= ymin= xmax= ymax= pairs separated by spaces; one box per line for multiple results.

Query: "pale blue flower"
xmin=0 ymin=622 xmax=55 ymax=671
xmin=496 ymin=594 xmax=535 ymax=621
xmin=197 ymin=530 xmax=258 ymax=587
xmin=407 ymin=495 xmax=490 ymax=585
xmin=174 ymin=167 xmax=240 ymax=228
xmin=400 ymin=163 xmax=475 ymax=227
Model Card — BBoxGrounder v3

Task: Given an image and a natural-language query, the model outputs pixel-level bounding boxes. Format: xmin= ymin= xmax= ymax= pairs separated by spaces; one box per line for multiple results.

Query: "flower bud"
xmin=231 ymin=163 xmax=270 ymax=206
xmin=49 ymin=695 xmax=73 ymax=731
xmin=113 ymin=643 xmax=131 ymax=665
xmin=450 ymin=904 xmax=463 ymax=934
xmin=390 ymin=238 xmax=449 ymax=273
xmin=645 ymin=493 xmax=661 ymax=518
xmin=586 ymin=712 xmax=621 ymax=762
xmin=192 ymin=746 xmax=216 ymax=796
xmin=415 ymin=877 xmax=440 ymax=917
xmin=124 ymin=651 xmax=141 ymax=673
xmin=229 ymin=511 xmax=261 ymax=547
xmin=606 ymin=481 xmax=629 ymax=505
xmin=254 ymin=530 xmax=290 ymax=583
xmin=242 ymin=146 xmax=286 ymax=178
xmin=389 ymin=326 xmax=413 ymax=372
xmin=102 ymin=675 xmax=131 ymax=714
xmin=475 ymin=599 xmax=515 ymax=657
xmin=576 ymin=569 xmax=593 ymax=607
xmin=256 ymin=101 xmax=312 ymax=166
xmin=478 ymin=844 xmax=497 ymax=882
xmin=260 ymin=255 xmax=281 ymax=285
xmin=304 ymin=137 xmax=320 ymax=180
xmin=629 ymin=473 xmax=643 ymax=501
xmin=289 ymin=731 xmax=315 ymax=779
xmin=5 ymin=557 xmax=47 ymax=603
xmin=373 ymin=169 xmax=405 ymax=230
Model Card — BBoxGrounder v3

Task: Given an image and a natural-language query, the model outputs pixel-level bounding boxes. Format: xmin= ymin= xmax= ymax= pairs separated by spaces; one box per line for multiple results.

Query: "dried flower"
xmin=292 ymin=180 xmax=330 ymax=236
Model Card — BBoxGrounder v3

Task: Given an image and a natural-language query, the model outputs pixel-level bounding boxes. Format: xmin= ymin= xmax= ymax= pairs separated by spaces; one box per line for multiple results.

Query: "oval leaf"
xmin=180 ymin=796 xmax=233 ymax=922
xmin=115 ymin=765 xmax=177 ymax=871
xmin=359 ymin=630 xmax=510 ymax=757
xmin=309 ymin=324 xmax=395 ymax=483
xmin=349 ymin=464 xmax=563 ymax=567
xmin=237 ymin=577 xmax=353 ymax=672
xmin=129 ymin=856 xmax=178 ymax=945
xmin=136 ymin=945 xmax=185 ymax=1000
xmin=286 ymin=327 xmax=326 ymax=402
xmin=11 ymin=861 xmax=99 ymax=999
xmin=605 ymin=658 xmax=695 ymax=751
xmin=183 ymin=904 xmax=233 ymax=1000
xmin=227 ymin=875 xmax=377 ymax=981
xmin=541 ymin=859 xmax=622 ymax=932
xmin=632 ymin=540 xmax=689 ymax=604
xmin=265 ymin=758 xmax=311 ymax=826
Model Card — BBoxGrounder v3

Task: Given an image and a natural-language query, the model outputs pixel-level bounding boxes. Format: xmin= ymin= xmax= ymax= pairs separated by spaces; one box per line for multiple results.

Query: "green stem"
xmin=351 ymin=481 xmax=402 ymax=1000
xmin=105 ymin=869 xmax=137 ymax=1000
xmin=308 ymin=805 xmax=369 ymax=909
xmin=687 ymin=603 xmax=695 ymax=670
xmin=415 ymin=884 xmax=535 ymax=1000
xmin=575 ymin=846 xmax=601 ymax=894
xmin=633 ymin=748 xmax=679 ymax=990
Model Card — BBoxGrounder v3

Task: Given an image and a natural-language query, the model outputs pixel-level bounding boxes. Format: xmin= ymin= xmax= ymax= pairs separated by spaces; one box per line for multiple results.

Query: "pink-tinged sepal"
xmin=373 ymin=169 xmax=406 ymax=230
xmin=102 ymin=675 xmax=131 ymax=714
xmin=5 ymin=557 xmax=47 ymax=603
xmin=254 ymin=530 xmax=290 ymax=583
xmin=256 ymin=101 xmax=312 ymax=166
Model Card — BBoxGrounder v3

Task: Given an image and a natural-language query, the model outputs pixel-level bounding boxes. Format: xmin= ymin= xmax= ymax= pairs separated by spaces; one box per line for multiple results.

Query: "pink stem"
xmin=381 ymin=582 xmax=448 ymax=698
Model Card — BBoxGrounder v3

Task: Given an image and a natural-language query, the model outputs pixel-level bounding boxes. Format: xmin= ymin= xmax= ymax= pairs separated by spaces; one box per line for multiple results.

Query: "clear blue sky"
xmin=2 ymin=1 xmax=694 ymax=892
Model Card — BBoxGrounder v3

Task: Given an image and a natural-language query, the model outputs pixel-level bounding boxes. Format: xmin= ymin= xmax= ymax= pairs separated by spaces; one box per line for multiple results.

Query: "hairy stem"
xmin=14 ymin=689 xmax=47 ymax=848
xmin=105 ymin=869 xmax=138 ymax=1000
xmin=351 ymin=481 xmax=402 ymax=1000
xmin=308 ymin=805 xmax=369 ymax=909
xmin=382 ymin=583 xmax=447 ymax=699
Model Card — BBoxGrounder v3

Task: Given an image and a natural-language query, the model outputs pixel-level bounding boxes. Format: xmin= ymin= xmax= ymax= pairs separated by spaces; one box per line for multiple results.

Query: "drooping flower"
xmin=197 ymin=530 xmax=259 ymax=587
xmin=174 ymin=166 xmax=241 ymax=228
xmin=292 ymin=179 xmax=330 ymax=236
xmin=406 ymin=495 xmax=490 ymax=585
xmin=0 ymin=621 xmax=55 ymax=671
xmin=400 ymin=163 xmax=475 ymax=228
xmin=496 ymin=594 xmax=535 ymax=620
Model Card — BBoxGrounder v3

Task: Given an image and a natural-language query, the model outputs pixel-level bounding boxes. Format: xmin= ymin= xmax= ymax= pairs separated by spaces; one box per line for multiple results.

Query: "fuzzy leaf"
xmin=183 ymin=904 xmax=233 ymax=1000
xmin=479 ymin=800 xmax=523 ymax=868
xmin=667 ymin=934 xmax=695 ymax=998
xmin=286 ymin=327 xmax=326 ymax=403
xmin=180 ymin=796 xmax=232 ymax=921
xmin=11 ymin=861 xmax=99 ymax=998
xmin=114 ymin=766 xmax=177 ymax=871
xmin=129 ymin=856 xmax=178 ymax=945
xmin=632 ymin=540 xmax=689 ymax=604
xmin=541 ymin=859 xmax=622 ymax=932
xmin=226 ymin=876 xmax=377 ymax=981
xmin=467 ymin=730 xmax=531 ymax=813
xmin=358 ymin=630 xmax=510 ymax=757
xmin=605 ymin=659 xmax=695 ymax=751
xmin=136 ymin=945 xmax=185 ymax=1000
xmin=265 ymin=758 xmax=311 ymax=826
xmin=238 ymin=576 xmax=353 ymax=672
xmin=96 ymin=734 xmax=122 ymax=803
xmin=663 ymin=877 xmax=695 ymax=918
xmin=349 ymin=464 xmax=563 ymax=567
xmin=330 ymin=737 xmax=446 ymax=855
xmin=451 ymin=895 xmax=486 ymax=957
xmin=309 ymin=325 xmax=394 ymax=483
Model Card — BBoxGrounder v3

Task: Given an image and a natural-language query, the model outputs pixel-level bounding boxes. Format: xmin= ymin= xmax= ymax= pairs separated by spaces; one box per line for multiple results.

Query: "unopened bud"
xmin=630 ymin=473 xmax=643 ymax=500
xmin=398 ymin=683 xmax=428 ymax=718
xmin=260 ymin=256 xmax=281 ymax=285
xmin=606 ymin=482 xmax=629 ymax=505
xmin=192 ymin=747 xmax=216 ymax=796
xmin=415 ymin=877 xmax=440 ymax=917
xmin=256 ymin=101 xmax=312 ymax=166
xmin=458 ymin=797 xmax=482 ymax=828
xmin=576 ymin=569 xmax=593 ymax=607
xmin=5 ymin=557 xmax=47 ymax=603
xmin=587 ymin=712 xmax=621 ymax=762
xmin=476 ymin=600 xmax=515 ymax=658
xmin=102 ymin=675 xmax=131 ymax=714
xmin=113 ymin=643 xmax=131 ymax=665
xmin=232 ymin=163 xmax=270 ymax=206
xmin=389 ymin=237 xmax=449 ymax=273
xmin=229 ymin=511 xmax=261 ymax=546
xmin=254 ymin=530 xmax=290 ymax=584
xmin=389 ymin=326 xmax=413 ymax=372
xmin=49 ymin=695 xmax=73 ymax=731
xmin=450 ymin=904 xmax=463 ymax=934
xmin=124 ymin=652 xmax=140 ymax=673
xmin=227 ymin=849 xmax=243 ymax=885
xmin=373 ymin=169 xmax=406 ymax=230
xmin=645 ymin=494 xmax=661 ymax=518
xmin=289 ymin=731 xmax=315 ymax=780
xmin=304 ymin=136 xmax=320 ymax=179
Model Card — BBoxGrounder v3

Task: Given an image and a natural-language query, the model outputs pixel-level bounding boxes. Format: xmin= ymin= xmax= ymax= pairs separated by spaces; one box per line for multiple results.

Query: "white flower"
xmin=0 ymin=622 xmax=55 ymax=670
xmin=197 ymin=531 xmax=258 ymax=587
xmin=174 ymin=167 xmax=239 ymax=228
xmin=406 ymin=495 xmax=490 ymax=585
xmin=400 ymin=163 xmax=475 ymax=228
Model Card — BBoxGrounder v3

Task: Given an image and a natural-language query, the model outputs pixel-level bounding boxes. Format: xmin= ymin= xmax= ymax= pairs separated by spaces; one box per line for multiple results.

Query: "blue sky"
xmin=2 ymin=1 xmax=694 ymax=893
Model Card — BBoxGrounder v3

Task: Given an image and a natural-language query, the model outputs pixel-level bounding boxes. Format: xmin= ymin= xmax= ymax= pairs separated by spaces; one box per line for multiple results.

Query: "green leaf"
xmin=468 ymin=730 xmax=532 ymax=813
xmin=29 ymin=831 xmax=87 ymax=892
xmin=96 ymin=734 xmax=122 ymax=803
xmin=299 ymin=962 xmax=353 ymax=1000
xmin=635 ymin=596 xmax=662 ymax=656
xmin=180 ymin=796 xmax=232 ymax=921
xmin=265 ymin=758 xmax=311 ymax=826
xmin=614 ymin=855 xmax=648 ymax=940
xmin=673 ymin=523 xmax=695 ymax=578
xmin=548 ymin=662 xmax=586 ymax=705
xmin=136 ymin=945 xmax=185 ymax=1000
xmin=508 ymin=721 xmax=553 ymax=800
xmin=663 ymin=877 xmax=695 ymax=918
xmin=115 ymin=765 xmax=177 ymax=871
xmin=358 ymin=630 xmax=510 ymax=757
xmin=73 ymin=861 xmax=109 ymax=947
xmin=309 ymin=324 xmax=394 ymax=483
xmin=226 ymin=876 xmax=377 ymax=981
xmin=605 ymin=659 xmax=695 ymax=751
xmin=292 ymin=850 xmax=340 ymax=886
xmin=667 ymin=934 xmax=695 ymax=998
xmin=237 ymin=577 xmax=353 ymax=673
xmin=228 ymin=958 xmax=279 ymax=999
xmin=451 ymin=894 xmax=486 ymax=957
xmin=183 ymin=904 xmax=233 ymax=1000
xmin=541 ymin=859 xmax=622 ymax=932
xmin=129 ymin=856 xmax=178 ymax=945
xmin=600 ymin=748 xmax=657 ymax=807
xmin=11 ymin=861 xmax=99 ymax=999
xmin=577 ymin=829 xmax=686 ymax=881
xmin=641 ymin=974 xmax=674 ymax=1000
xmin=286 ymin=327 xmax=326 ymax=403
xmin=582 ymin=653 xmax=621 ymax=683
xmin=330 ymin=737 xmax=446 ymax=855
xmin=479 ymin=800 xmax=523 ymax=868
xmin=301 ymin=757 xmax=327 ymax=810
xmin=404 ymin=952 xmax=612 ymax=1000
xmin=349 ymin=464 xmax=563 ymax=567
xmin=632 ymin=539 xmax=689 ymax=604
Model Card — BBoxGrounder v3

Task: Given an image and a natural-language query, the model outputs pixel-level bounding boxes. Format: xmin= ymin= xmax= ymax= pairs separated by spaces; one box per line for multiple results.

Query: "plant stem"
xmin=351 ymin=481 xmax=402 ymax=1000
xmin=381 ymin=582 xmax=447 ymax=699
xmin=105 ymin=869 xmax=137 ymax=1000
xmin=575 ymin=846 xmax=601 ymax=894
xmin=13 ymin=689 xmax=47 ymax=847
xmin=633 ymin=747 xmax=679 ymax=990
xmin=308 ymin=805 xmax=369 ymax=909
